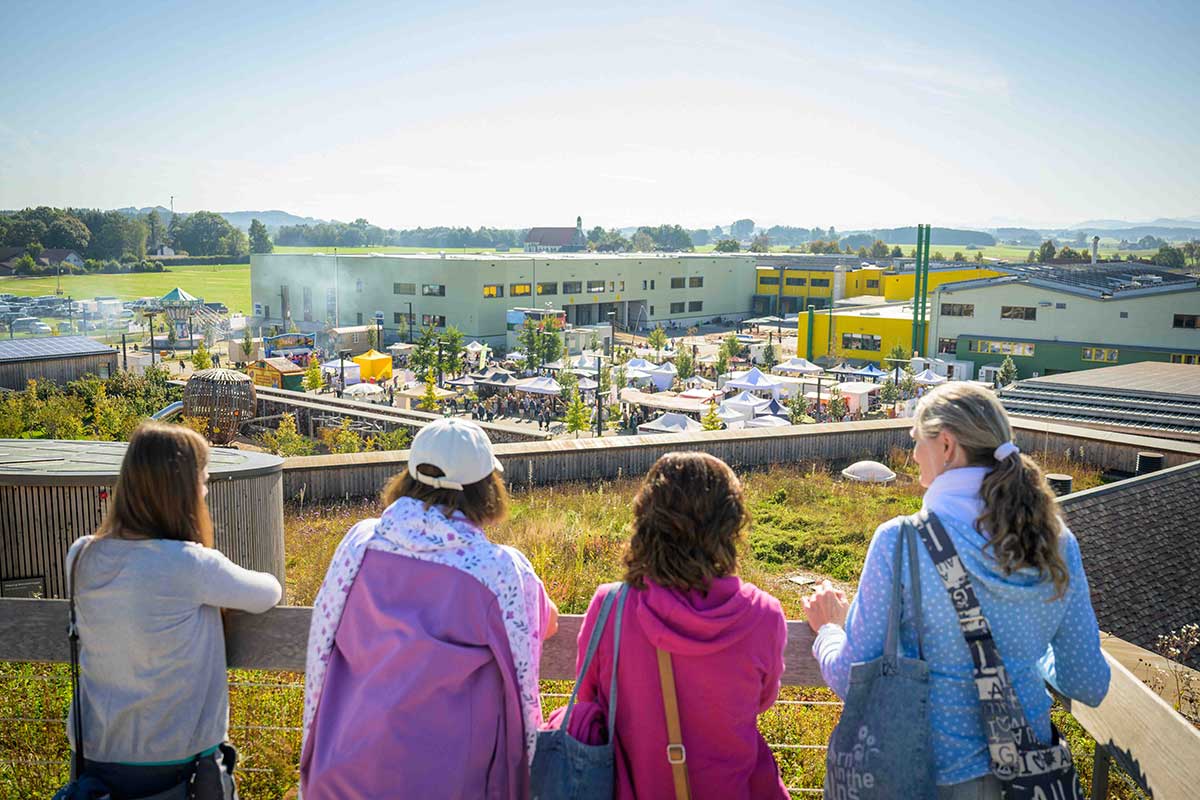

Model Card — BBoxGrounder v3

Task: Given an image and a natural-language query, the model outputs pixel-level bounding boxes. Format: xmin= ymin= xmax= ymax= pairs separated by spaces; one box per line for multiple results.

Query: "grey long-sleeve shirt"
xmin=65 ymin=535 xmax=282 ymax=764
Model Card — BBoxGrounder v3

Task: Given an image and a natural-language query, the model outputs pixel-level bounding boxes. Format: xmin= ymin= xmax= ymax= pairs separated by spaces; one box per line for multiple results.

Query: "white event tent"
xmin=516 ymin=375 xmax=563 ymax=395
xmin=773 ymin=357 xmax=823 ymax=375
xmin=321 ymin=358 xmax=361 ymax=385
xmin=913 ymin=368 xmax=948 ymax=386
xmin=637 ymin=412 xmax=703 ymax=435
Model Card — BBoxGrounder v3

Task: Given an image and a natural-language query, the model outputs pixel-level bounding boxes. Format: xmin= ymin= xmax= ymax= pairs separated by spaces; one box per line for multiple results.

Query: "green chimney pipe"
xmin=806 ymin=305 xmax=815 ymax=361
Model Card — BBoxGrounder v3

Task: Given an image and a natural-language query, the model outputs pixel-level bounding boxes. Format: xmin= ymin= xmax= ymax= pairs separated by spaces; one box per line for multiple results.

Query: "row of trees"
xmin=1029 ymin=239 xmax=1197 ymax=268
xmin=0 ymin=369 xmax=176 ymax=441
xmin=275 ymin=221 xmax=526 ymax=249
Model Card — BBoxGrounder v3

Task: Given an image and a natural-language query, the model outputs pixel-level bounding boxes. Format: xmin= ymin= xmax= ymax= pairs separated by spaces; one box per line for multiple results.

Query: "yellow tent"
xmin=353 ymin=349 xmax=393 ymax=382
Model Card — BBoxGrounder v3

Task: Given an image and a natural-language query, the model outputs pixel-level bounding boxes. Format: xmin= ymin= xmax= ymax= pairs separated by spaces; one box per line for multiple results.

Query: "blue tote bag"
xmin=531 ymin=584 xmax=629 ymax=800
xmin=824 ymin=519 xmax=935 ymax=799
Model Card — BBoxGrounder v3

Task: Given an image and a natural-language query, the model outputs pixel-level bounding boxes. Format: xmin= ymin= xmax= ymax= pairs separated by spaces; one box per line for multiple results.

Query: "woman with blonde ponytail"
xmin=805 ymin=382 xmax=1110 ymax=799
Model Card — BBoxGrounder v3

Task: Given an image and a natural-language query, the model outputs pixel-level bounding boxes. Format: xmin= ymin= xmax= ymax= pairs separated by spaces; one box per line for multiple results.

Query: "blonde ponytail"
xmin=913 ymin=383 xmax=1069 ymax=598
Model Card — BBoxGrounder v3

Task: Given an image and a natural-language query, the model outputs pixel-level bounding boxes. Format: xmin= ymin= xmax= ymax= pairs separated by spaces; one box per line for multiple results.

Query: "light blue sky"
xmin=2 ymin=0 xmax=1197 ymax=230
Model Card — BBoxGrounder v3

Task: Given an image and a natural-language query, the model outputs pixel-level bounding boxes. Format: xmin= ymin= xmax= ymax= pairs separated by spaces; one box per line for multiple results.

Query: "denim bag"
xmin=824 ymin=520 xmax=934 ymax=799
xmin=531 ymin=584 xmax=629 ymax=800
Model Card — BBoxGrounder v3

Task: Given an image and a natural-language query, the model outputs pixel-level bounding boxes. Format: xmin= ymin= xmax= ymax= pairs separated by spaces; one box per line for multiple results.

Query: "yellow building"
xmin=797 ymin=302 xmax=922 ymax=366
xmin=756 ymin=263 xmax=1007 ymax=314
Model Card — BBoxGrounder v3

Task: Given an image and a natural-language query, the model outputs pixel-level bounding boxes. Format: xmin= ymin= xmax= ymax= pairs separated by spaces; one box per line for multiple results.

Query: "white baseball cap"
xmin=407 ymin=418 xmax=503 ymax=491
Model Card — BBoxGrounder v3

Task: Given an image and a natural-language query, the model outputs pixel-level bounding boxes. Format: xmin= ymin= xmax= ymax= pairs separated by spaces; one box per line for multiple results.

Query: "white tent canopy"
xmin=516 ymin=375 xmax=563 ymax=395
xmin=625 ymin=357 xmax=659 ymax=370
xmin=321 ymin=358 xmax=361 ymax=385
xmin=913 ymin=368 xmax=948 ymax=385
xmin=464 ymin=340 xmax=487 ymax=353
xmin=577 ymin=377 xmax=599 ymax=391
xmin=726 ymin=367 xmax=784 ymax=391
xmin=344 ymin=382 xmax=385 ymax=400
xmin=853 ymin=364 xmax=889 ymax=379
xmin=648 ymin=360 xmax=678 ymax=390
xmin=745 ymin=415 xmax=790 ymax=428
xmin=637 ymin=412 xmax=703 ymax=435
xmin=773 ymin=357 xmax=823 ymax=375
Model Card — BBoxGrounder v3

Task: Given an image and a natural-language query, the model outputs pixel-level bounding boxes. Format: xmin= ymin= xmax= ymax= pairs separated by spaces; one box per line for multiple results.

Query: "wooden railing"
xmin=3 ymin=599 xmax=1198 ymax=798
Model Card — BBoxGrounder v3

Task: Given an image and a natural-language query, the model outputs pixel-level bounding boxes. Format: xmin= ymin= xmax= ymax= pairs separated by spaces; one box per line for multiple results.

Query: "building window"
xmin=841 ymin=333 xmax=882 ymax=352
xmin=587 ymin=280 xmax=605 ymax=293
xmin=356 ymin=280 xmax=364 ymax=293
xmin=422 ymin=284 xmax=446 ymax=297
xmin=393 ymin=282 xmax=415 ymax=295
xmin=619 ymin=280 xmax=625 ymax=291
xmin=422 ymin=314 xmax=446 ymax=327
xmin=393 ymin=311 xmax=414 ymax=326
xmin=537 ymin=282 xmax=557 ymax=295
xmin=510 ymin=283 xmax=531 ymax=297
xmin=1174 ymin=314 xmax=1199 ymax=329
xmin=650 ymin=280 xmax=655 ymax=290
xmin=938 ymin=338 xmax=958 ymax=354
xmin=866 ymin=280 xmax=880 ymax=289
xmin=483 ymin=284 xmax=504 ymax=298
xmin=1055 ymin=302 xmax=1066 ymax=309
xmin=563 ymin=281 xmax=582 ymax=294
xmin=649 ymin=305 xmax=655 ymax=315
xmin=1001 ymin=305 xmax=1037 ymax=321
xmin=940 ymin=303 xmax=974 ymax=317
xmin=688 ymin=300 xmax=703 ymax=312
xmin=967 ymin=339 xmax=1036 ymax=357
xmin=689 ymin=276 xmax=703 ymax=288
xmin=642 ymin=280 xmax=648 ymax=290
xmin=1171 ymin=353 xmax=1199 ymax=364
xmin=351 ymin=331 xmax=360 ymax=343
xmin=1120 ymin=311 xmax=1129 ymax=319
xmin=355 ymin=313 xmax=363 ymax=326
xmin=671 ymin=277 xmax=686 ymax=289
xmin=786 ymin=277 xmax=806 ymax=286
xmin=670 ymin=302 xmax=685 ymax=313
xmin=608 ymin=281 xmax=615 ymax=292
xmin=1082 ymin=346 xmax=1119 ymax=363
xmin=326 ymin=288 xmax=336 ymax=318
xmin=811 ymin=278 xmax=831 ymax=287
xmin=759 ymin=277 xmax=780 ymax=286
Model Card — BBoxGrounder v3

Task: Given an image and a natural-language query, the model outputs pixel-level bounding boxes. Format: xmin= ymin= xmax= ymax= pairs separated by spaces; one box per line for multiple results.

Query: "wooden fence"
xmin=2 ymin=598 xmax=1198 ymax=799
xmin=280 ymin=416 xmax=1200 ymax=503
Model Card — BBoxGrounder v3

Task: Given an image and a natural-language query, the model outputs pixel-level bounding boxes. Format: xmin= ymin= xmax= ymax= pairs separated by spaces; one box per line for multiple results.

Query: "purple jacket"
xmin=301 ymin=551 xmax=528 ymax=799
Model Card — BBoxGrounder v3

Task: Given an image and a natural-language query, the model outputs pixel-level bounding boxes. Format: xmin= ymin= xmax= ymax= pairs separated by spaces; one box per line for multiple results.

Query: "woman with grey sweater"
xmin=64 ymin=422 xmax=282 ymax=799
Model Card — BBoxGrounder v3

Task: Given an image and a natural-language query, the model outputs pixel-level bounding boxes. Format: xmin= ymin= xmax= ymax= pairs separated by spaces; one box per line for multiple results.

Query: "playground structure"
xmin=181 ymin=368 xmax=258 ymax=445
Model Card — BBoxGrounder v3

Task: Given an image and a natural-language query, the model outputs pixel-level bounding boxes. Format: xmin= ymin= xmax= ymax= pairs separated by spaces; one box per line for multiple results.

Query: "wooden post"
xmin=1091 ymin=747 xmax=1110 ymax=800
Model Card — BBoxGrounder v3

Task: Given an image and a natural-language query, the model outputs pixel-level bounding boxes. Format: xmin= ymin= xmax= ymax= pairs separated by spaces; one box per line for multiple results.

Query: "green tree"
xmin=900 ymin=364 xmax=917 ymax=397
xmin=878 ymin=379 xmax=900 ymax=408
xmin=701 ymin=401 xmax=723 ymax=431
xmin=410 ymin=327 xmax=440 ymax=377
xmin=166 ymin=318 xmax=178 ymax=347
xmin=367 ymin=426 xmax=412 ymax=452
xmin=869 ymin=240 xmax=890 ymax=258
xmin=587 ymin=332 xmax=601 ymax=352
xmin=1037 ymin=240 xmax=1057 ymax=263
xmin=856 ymin=246 xmax=869 ymax=258
xmin=542 ymin=317 xmax=563 ymax=364
xmin=191 ymin=341 xmax=213 ymax=371
xmin=787 ymin=392 xmax=813 ymax=424
xmin=890 ymin=245 xmax=903 ymax=258
xmin=319 ymin=418 xmax=365 ymax=453
xmin=974 ymin=251 xmax=984 ymax=262
xmin=631 ymin=231 xmax=655 ymax=251
xmin=418 ymin=369 xmax=441 ymax=411
xmin=952 ymin=251 xmax=965 ymax=262
xmin=721 ymin=332 xmax=744 ymax=360
xmin=241 ymin=326 xmax=254 ymax=362
xmin=613 ymin=364 xmax=628 ymax=391
xmin=605 ymin=403 xmax=622 ymax=433
xmin=367 ymin=324 xmax=379 ymax=351
xmin=675 ymin=347 xmax=694 ymax=380
xmin=564 ymin=389 xmax=589 ymax=437
xmin=37 ymin=394 xmax=87 ymax=439
xmin=750 ymin=233 xmax=771 ymax=253
xmin=827 ymin=386 xmax=848 ymax=419
xmin=998 ymin=355 xmax=1019 ymax=386
xmin=647 ymin=325 xmax=668 ymax=361
xmin=932 ymin=251 xmax=946 ymax=261
xmin=303 ymin=356 xmax=325 ymax=391
xmin=714 ymin=349 xmax=729 ymax=376
xmin=260 ymin=413 xmax=316 ymax=456
xmin=518 ymin=318 xmax=542 ymax=371
xmin=440 ymin=326 xmax=465 ymax=376
xmin=761 ymin=343 xmax=778 ymax=370
xmin=713 ymin=239 xmax=740 ymax=252
xmin=170 ymin=211 xmax=242 ymax=256
xmin=1027 ymin=249 xmax=1038 ymax=263
xmin=885 ymin=343 xmax=909 ymax=365
xmin=1152 ymin=245 xmax=1185 ymax=270
xmin=145 ymin=210 xmax=165 ymax=250
xmin=248 ymin=219 xmax=273 ymax=253
xmin=558 ymin=367 xmax=578 ymax=402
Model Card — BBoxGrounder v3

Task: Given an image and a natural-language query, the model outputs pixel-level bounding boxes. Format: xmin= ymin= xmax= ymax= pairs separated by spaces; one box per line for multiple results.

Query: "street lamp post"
xmin=338 ymin=348 xmax=350 ymax=398
xmin=883 ymin=356 xmax=908 ymax=417
xmin=597 ymin=311 xmax=615 ymax=438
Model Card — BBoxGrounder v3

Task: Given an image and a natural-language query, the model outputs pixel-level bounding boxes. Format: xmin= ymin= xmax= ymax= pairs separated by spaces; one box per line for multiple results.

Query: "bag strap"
xmin=559 ymin=584 xmax=619 ymax=730
xmin=883 ymin=522 xmax=924 ymax=661
xmin=911 ymin=510 xmax=1047 ymax=778
xmin=67 ymin=538 xmax=92 ymax=778
xmin=604 ymin=584 xmax=630 ymax=744
xmin=656 ymin=648 xmax=691 ymax=800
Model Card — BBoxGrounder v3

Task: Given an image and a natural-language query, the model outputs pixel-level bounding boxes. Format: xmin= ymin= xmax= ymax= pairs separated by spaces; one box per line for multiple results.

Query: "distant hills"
xmin=1072 ymin=216 xmax=1200 ymax=229
xmin=113 ymin=206 xmax=329 ymax=231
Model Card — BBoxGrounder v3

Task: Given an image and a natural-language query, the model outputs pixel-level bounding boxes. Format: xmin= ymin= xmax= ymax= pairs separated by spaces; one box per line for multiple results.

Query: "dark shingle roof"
xmin=525 ymin=227 xmax=581 ymax=247
xmin=1059 ymin=460 xmax=1200 ymax=659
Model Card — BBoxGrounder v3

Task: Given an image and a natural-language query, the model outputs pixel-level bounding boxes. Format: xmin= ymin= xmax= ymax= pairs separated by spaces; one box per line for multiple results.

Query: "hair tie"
xmin=993 ymin=441 xmax=1019 ymax=461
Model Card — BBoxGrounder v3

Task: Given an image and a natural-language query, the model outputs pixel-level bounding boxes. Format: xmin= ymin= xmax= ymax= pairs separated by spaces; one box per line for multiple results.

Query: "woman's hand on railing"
xmin=803 ymin=581 xmax=848 ymax=633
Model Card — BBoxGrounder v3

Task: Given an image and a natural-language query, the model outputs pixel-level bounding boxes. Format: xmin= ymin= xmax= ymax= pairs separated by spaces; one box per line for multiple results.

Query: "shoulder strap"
xmin=68 ymin=538 xmax=92 ymax=777
xmin=910 ymin=510 xmax=1044 ymax=777
xmin=605 ymin=584 xmax=630 ymax=744
xmin=559 ymin=584 xmax=619 ymax=730
xmin=656 ymin=648 xmax=691 ymax=800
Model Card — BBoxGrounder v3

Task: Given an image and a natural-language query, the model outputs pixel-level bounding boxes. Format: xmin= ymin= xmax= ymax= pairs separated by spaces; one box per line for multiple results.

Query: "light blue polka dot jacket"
xmin=813 ymin=466 xmax=1111 ymax=786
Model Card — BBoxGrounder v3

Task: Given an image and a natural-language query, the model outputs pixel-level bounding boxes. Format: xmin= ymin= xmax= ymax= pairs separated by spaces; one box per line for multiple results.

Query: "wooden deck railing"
xmin=3 ymin=599 xmax=1199 ymax=798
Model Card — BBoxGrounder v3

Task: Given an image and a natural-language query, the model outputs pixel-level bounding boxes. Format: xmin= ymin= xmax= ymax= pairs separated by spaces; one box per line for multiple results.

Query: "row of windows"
xmin=1176 ymin=315 xmax=1199 ymax=329
xmin=483 ymin=280 xmax=636 ymax=298
xmin=941 ymin=303 xmax=974 ymax=317
xmin=938 ymin=338 xmax=958 ymax=354
xmin=841 ymin=333 xmax=882 ymax=352
xmin=389 ymin=282 xmax=446 ymax=296
xmin=967 ymin=340 xmax=1036 ymax=356
xmin=759 ymin=277 xmax=829 ymax=288
xmin=1081 ymin=347 xmax=1119 ymax=363
xmin=669 ymin=301 xmax=704 ymax=313
xmin=1000 ymin=305 xmax=1037 ymax=321
xmin=1171 ymin=353 xmax=1199 ymax=364
xmin=669 ymin=277 xmax=704 ymax=289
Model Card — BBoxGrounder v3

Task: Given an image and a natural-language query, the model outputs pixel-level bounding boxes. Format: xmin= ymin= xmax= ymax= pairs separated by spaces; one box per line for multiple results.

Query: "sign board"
xmin=1 ymin=577 xmax=46 ymax=599
xmin=245 ymin=364 xmax=282 ymax=388
xmin=264 ymin=333 xmax=315 ymax=358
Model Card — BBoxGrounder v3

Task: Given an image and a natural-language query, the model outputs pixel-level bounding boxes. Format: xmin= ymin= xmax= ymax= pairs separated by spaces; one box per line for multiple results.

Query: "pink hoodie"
xmin=575 ymin=578 xmax=789 ymax=800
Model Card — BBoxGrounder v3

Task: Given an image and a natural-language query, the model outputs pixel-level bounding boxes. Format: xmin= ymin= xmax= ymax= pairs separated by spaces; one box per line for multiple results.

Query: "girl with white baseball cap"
xmin=300 ymin=418 xmax=558 ymax=799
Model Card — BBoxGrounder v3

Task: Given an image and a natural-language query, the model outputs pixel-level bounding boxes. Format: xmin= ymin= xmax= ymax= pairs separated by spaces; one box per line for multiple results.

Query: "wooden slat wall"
xmin=0 ymin=472 xmax=285 ymax=600
xmin=0 ymin=352 xmax=119 ymax=391
xmin=3 ymin=598 xmax=1198 ymax=799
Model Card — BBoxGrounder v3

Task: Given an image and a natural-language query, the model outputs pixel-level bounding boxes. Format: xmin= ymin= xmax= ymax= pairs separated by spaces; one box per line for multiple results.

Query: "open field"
xmin=694 ymin=242 xmax=1163 ymax=261
xmin=272 ymin=245 xmax=514 ymax=255
xmin=0 ymin=264 xmax=251 ymax=313
xmin=2 ymin=453 xmax=1126 ymax=799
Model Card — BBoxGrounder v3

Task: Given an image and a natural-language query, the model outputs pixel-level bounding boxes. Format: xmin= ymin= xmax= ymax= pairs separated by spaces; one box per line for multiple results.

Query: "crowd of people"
xmin=58 ymin=382 xmax=1110 ymax=800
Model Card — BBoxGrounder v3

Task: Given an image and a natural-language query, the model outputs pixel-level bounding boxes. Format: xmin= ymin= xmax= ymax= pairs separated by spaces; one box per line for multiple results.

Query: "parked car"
xmin=11 ymin=317 xmax=40 ymax=333
xmin=30 ymin=322 xmax=52 ymax=335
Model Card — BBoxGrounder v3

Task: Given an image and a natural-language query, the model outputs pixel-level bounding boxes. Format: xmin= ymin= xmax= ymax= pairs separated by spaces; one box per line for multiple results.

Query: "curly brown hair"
xmin=623 ymin=452 xmax=749 ymax=591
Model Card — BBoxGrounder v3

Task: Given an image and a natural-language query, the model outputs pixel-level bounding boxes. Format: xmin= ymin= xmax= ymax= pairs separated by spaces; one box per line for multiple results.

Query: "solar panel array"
xmin=0 ymin=335 xmax=115 ymax=362
xmin=1005 ymin=264 xmax=1196 ymax=294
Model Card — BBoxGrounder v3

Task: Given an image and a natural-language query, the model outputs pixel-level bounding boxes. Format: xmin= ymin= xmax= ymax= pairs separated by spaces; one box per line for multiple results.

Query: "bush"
xmin=156 ymin=255 xmax=251 ymax=267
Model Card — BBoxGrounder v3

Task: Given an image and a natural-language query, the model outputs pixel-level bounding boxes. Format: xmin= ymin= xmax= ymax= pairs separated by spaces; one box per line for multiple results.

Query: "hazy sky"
xmin=2 ymin=0 xmax=1198 ymax=230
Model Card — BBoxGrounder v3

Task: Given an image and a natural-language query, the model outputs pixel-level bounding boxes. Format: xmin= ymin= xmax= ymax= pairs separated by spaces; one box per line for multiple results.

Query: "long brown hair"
xmin=96 ymin=420 xmax=214 ymax=547
xmin=913 ymin=382 xmax=1069 ymax=597
xmin=382 ymin=464 xmax=509 ymax=527
xmin=623 ymin=452 xmax=749 ymax=591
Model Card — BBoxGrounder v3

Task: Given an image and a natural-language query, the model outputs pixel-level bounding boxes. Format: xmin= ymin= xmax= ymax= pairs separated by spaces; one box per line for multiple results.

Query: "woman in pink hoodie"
xmin=574 ymin=452 xmax=789 ymax=800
